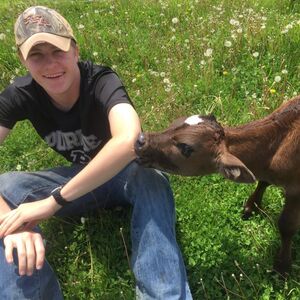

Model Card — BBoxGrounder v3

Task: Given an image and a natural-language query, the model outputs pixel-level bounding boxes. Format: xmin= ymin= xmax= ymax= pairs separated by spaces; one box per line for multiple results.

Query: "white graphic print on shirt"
xmin=45 ymin=129 xmax=102 ymax=162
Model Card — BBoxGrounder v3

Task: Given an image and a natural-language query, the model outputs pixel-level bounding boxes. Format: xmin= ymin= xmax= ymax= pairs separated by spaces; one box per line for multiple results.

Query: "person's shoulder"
xmin=79 ymin=60 xmax=116 ymax=81
xmin=11 ymin=73 xmax=34 ymax=89
xmin=1 ymin=73 xmax=34 ymax=99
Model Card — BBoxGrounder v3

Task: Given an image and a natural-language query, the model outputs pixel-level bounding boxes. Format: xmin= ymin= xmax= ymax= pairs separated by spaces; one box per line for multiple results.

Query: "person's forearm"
xmin=0 ymin=127 xmax=12 ymax=215
xmin=59 ymin=135 xmax=137 ymax=202
xmin=0 ymin=196 xmax=11 ymax=216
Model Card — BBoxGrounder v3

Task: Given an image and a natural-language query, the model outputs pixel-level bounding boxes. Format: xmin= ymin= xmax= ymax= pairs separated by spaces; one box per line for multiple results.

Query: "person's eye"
xmin=28 ymin=51 xmax=44 ymax=60
xmin=54 ymin=49 xmax=64 ymax=55
xmin=28 ymin=52 xmax=41 ymax=57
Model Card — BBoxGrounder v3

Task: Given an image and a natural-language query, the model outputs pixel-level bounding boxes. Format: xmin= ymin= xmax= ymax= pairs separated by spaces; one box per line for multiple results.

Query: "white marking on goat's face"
xmin=184 ymin=115 xmax=204 ymax=126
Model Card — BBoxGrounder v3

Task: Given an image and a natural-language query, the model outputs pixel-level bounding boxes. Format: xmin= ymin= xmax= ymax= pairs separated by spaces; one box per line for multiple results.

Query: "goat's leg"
xmin=242 ymin=181 xmax=270 ymax=220
xmin=274 ymin=195 xmax=300 ymax=276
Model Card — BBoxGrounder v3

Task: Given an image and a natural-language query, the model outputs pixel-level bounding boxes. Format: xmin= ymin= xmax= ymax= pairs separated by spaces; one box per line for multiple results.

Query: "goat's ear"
xmin=217 ymin=152 xmax=256 ymax=183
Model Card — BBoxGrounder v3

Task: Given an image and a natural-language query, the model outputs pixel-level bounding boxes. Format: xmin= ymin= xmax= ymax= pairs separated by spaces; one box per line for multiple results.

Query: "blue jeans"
xmin=0 ymin=162 xmax=192 ymax=299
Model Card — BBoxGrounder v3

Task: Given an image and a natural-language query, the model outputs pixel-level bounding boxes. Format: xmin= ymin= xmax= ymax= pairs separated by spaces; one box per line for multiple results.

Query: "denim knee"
xmin=0 ymin=172 xmax=24 ymax=208
xmin=124 ymin=163 xmax=172 ymax=202
xmin=0 ymin=171 xmax=52 ymax=208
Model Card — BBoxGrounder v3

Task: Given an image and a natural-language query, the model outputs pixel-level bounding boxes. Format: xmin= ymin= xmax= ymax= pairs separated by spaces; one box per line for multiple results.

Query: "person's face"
xmin=20 ymin=42 xmax=79 ymax=98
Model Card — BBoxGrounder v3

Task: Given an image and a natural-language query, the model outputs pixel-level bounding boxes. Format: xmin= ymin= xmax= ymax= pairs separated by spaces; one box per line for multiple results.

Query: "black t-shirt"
xmin=0 ymin=61 xmax=133 ymax=164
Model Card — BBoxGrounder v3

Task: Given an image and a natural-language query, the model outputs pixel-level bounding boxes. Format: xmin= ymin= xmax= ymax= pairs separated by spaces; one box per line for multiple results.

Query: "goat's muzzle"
xmin=135 ymin=133 xmax=146 ymax=151
xmin=134 ymin=133 xmax=147 ymax=164
xmin=136 ymin=133 xmax=145 ymax=146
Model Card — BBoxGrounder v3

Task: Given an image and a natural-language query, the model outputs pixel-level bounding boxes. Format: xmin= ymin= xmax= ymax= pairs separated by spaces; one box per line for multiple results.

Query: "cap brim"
xmin=19 ymin=32 xmax=71 ymax=60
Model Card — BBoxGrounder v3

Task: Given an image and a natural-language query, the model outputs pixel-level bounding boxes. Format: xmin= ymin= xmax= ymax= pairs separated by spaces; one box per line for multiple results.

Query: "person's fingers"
xmin=16 ymin=238 xmax=27 ymax=276
xmin=0 ymin=211 xmax=21 ymax=237
xmin=23 ymin=220 xmax=39 ymax=231
xmin=25 ymin=238 xmax=36 ymax=276
xmin=3 ymin=219 xmax=24 ymax=237
xmin=0 ymin=211 xmax=14 ymax=237
xmin=2 ymin=212 xmax=26 ymax=237
xmin=4 ymin=238 xmax=14 ymax=264
xmin=33 ymin=234 xmax=45 ymax=270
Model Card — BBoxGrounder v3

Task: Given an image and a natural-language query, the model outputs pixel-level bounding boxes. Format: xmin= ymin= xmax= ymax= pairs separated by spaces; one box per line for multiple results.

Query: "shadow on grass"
xmin=41 ymin=208 xmax=135 ymax=300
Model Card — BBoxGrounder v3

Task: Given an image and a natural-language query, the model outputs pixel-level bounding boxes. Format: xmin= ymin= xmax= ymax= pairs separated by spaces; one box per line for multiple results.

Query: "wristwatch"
xmin=51 ymin=186 xmax=70 ymax=206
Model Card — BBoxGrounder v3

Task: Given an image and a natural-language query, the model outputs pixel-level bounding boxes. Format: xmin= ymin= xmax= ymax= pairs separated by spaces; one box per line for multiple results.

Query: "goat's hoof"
xmin=241 ymin=208 xmax=254 ymax=220
xmin=273 ymin=260 xmax=292 ymax=279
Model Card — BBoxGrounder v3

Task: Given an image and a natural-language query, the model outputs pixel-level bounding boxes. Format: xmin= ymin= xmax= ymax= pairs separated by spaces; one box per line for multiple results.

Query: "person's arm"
xmin=0 ymin=125 xmax=45 ymax=276
xmin=0 ymin=103 xmax=141 ymax=236
xmin=59 ymin=102 xmax=141 ymax=201
xmin=0 ymin=126 xmax=10 ymax=149
xmin=0 ymin=126 xmax=14 ymax=216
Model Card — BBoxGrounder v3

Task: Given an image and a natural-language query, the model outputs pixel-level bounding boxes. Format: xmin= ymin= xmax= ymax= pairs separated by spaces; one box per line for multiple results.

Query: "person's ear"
xmin=18 ymin=50 xmax=26 ymax=66
xmin=74 ymin=44 xmax=79 ymax=62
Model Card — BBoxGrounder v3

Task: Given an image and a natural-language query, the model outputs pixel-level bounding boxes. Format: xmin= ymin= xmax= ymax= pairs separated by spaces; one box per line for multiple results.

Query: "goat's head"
xmin=135 ymin=114 xmax=256 ymax=183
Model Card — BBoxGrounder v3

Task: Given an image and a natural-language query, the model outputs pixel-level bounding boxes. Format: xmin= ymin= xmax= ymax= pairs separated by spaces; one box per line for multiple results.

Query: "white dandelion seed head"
xmin=229 ymin=19 xmax=240 ymax=26
xmin=224 ymin=40 xmax=232 ymax=47
xmin=274 ymin=75 xmax=282 ymax=82
xmin=172 ymin=17 xmax=179 ymax=24
xmin=204 ymin=48 xmax=213 ymax=57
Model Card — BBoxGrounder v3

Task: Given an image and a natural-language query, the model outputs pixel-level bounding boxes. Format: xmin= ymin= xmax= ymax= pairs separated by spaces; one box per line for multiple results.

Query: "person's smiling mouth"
xmin=43 ymin=72 xmax=65 ymax=79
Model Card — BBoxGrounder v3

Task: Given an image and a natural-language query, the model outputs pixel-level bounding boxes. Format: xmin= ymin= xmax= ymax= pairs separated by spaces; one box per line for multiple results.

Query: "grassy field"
xmin=1 ymin=0 xmax=300 ymax=299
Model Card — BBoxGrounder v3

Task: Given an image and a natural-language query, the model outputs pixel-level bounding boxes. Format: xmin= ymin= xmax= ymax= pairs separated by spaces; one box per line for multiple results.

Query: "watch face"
xmin=51 ymin=186 xmax=69 ymax=205
xmin=51 ymin=186 xmax=62 ymax=194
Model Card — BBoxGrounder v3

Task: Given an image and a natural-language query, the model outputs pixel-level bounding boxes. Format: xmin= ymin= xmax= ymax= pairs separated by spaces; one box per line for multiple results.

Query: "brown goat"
xmin=135 ymin=95 xmax=300 ymax=276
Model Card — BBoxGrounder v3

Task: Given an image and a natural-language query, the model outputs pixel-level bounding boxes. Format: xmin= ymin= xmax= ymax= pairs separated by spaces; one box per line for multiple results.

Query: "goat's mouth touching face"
xmin=134 ymin=115 xmax=224 ymax=176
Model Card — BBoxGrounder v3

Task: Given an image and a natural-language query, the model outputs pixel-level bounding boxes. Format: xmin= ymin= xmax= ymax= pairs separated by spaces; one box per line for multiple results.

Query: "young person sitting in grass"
xmin=0 ymin=5 xmax=192 ymax=300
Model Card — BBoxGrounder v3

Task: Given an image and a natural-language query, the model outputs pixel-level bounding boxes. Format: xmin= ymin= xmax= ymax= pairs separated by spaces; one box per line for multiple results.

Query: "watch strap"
xmin=51 ymin=186 xmax=70 ymax=206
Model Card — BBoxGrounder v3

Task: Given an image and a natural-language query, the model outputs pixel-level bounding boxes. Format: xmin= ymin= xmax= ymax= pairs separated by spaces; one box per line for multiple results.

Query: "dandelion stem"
xmin=215 ymin=275 xmax=243 ymax=299
xmin=120 ymin=227 xmax=131 ymax=269
xmin=254 ymin=202 xmax=276 ymax=229
xmin=234 ymin=260 xmax=258 ymax=297
xmin=200 ymin=278 xmax=209 ymax=300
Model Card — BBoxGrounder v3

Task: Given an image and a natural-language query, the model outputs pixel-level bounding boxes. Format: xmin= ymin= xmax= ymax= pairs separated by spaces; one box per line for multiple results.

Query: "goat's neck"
xmin=224 ymin=120 xmax=284 ymax=164
xmin=224 ymin=97 xmax=300 ymax=171
xmin=225 ymin=110 xmax=299 ymax=173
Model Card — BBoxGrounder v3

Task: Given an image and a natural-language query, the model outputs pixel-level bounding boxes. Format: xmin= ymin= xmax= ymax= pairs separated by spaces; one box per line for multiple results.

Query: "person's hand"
xmin=0 ymin=197 xmax=59 ymax=238
xmin=3 ymin=230 xmax=45 ymax=276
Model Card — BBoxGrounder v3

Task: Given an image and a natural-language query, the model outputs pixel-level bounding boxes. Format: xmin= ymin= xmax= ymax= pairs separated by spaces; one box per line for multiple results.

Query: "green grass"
xmin=1 ymin=0 xmax=300 ymax=298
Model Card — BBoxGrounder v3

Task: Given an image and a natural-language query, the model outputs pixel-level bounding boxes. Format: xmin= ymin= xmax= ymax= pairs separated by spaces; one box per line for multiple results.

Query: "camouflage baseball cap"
xmin=14 ymin=6 xmax=76 ymax=60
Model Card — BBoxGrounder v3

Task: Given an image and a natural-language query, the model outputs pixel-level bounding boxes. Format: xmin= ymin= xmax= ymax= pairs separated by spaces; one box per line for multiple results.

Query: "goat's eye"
xmin=176 ymin=143 xmax=194 ymax=158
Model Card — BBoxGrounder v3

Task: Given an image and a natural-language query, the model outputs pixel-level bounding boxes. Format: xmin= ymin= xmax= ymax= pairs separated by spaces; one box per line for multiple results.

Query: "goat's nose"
xmin=137 ymin=133 xmax=145 ymax=146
